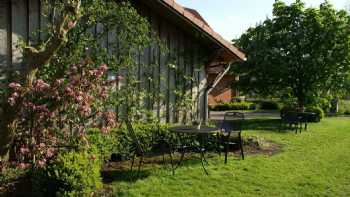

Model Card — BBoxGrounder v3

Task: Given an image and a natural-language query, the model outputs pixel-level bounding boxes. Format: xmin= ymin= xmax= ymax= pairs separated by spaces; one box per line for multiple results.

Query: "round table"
xmin=169 ymin=125 xmax=220 ymax=175
xmin=169 ymin=125 xmax=220 ymax=134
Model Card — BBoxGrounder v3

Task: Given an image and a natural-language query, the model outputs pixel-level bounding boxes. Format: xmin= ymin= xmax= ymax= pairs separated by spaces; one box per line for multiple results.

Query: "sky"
xmin=176 ymin=0 xmax=349 ymax=41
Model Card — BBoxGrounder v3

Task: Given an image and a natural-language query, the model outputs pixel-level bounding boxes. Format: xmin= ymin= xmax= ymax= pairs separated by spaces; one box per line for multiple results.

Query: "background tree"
xmin=234 ymin=0 xmax=350 ymax=108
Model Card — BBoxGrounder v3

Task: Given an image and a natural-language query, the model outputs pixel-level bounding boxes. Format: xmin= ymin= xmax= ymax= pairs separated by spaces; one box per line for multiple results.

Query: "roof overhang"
xmin=141 ymin=0 xmax=246 ymax=63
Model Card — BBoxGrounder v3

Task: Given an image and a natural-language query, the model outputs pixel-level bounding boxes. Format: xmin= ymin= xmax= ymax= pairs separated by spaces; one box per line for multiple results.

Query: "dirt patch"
xmin=239 ymin=136 xmax=283 ymax=156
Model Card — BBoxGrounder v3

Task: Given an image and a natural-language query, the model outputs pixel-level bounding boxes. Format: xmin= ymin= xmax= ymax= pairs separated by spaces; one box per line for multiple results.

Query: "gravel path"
xmin=209 ymin=111 xmax=280 ymax=120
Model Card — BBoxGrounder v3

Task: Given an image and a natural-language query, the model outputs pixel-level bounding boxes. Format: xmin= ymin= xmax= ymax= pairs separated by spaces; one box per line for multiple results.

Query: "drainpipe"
xmin=204 ymin=63 xmax=232 ymax=122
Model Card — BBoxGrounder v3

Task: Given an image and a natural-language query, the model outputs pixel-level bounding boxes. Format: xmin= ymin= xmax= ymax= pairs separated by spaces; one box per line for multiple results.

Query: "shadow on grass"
xmin=102 ymin=169 xmax=151 ymax=183
xmin=102 ymin=153 xmax=212 ymax=183
xmin=243 ymin=119 xmax=281 ymax=131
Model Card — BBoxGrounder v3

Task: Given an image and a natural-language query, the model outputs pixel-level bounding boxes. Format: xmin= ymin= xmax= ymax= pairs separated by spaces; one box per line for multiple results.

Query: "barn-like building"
xmin=0 ymin=0 xmax=245 ymax=122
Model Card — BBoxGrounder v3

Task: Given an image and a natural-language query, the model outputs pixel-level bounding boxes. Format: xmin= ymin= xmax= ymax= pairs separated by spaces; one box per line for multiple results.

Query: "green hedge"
xmin=210 ymin=102 xmax=256 ymax=111
xmin=257 ymin=100 xmax=280 ymax=110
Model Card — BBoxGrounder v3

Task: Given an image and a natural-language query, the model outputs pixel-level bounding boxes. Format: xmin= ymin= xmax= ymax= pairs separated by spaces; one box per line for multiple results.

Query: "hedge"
xmin=210 ymin=102 xmax=256 ymax=111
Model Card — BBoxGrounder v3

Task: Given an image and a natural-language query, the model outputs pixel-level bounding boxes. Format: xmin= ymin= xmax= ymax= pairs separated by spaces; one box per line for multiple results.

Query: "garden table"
xmin=169 ymin=125 xmax=220 ymax=175
xmin=297 ymin=112 xmax=317 ymax=131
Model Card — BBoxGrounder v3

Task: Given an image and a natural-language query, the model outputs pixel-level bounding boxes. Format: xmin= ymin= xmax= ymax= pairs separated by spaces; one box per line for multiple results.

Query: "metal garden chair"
xmin=217 ymin=112 xmax=245 ymax=164
xmin=125 ymin=120 xmax=174 ymax=175
xmin=279 ymin=111 xmax=302 ymax=133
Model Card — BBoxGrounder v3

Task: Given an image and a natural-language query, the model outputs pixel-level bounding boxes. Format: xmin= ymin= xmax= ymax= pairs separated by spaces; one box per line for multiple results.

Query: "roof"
xmin=158 ymin=0 xmax=246 ymax=62
xmin=183 ymin=7 xmax=211 ymax=28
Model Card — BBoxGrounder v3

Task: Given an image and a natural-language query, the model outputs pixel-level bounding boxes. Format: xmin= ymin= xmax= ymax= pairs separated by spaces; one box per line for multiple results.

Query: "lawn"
xmin=107 ymin=117 xmax=350 ymax=197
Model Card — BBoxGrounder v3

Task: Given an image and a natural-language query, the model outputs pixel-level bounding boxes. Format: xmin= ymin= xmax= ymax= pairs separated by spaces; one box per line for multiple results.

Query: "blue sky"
xmin=176 ymin=0 xmax=349 ymax=41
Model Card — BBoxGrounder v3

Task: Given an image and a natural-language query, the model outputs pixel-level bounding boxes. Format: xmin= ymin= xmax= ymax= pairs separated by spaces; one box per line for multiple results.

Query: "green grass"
xmin=107 ymin=118 xmax=350 ymax=197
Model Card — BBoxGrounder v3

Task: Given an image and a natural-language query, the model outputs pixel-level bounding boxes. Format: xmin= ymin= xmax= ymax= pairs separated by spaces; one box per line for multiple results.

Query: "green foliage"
xmin=32 ymin=149 xmax=102 ymax=197
xmin=87 ymin=129 xmax=119 ymax=162
xmin=0 ymin=167 xmax=27 ymax=187
xmin=338 ymin=100 xmax=350 ymax=115
xmin=235 ymin=0 xmax=350 ymax=107
xmin=210 ymin=102 xmax=256 ymax=111
xmin=112 ymin=123 xmax=175 ymax=158
xmin=257 ymin=100 xmax=280 ymax=110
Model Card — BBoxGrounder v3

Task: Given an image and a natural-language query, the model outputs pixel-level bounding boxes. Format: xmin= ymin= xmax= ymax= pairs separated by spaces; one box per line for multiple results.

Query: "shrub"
xmin=258 ymin=100 xmax=280 ymax=110
xmin=305 ymin=106 xmax=324 ymax=122
xmin=87 ymin=129 xmax=118 ymax=162
xmin=338 ymin=100 xmax=350 ymax=115
xmin=0 ymin=167 xmax=27 ymax=187
xmin=210 ymin=102 xmax=256 ymax=111
xmin=113 ymin=123 xmax=175 ymax=159
xmin=32 ymin=149 xmax=102 ymax=197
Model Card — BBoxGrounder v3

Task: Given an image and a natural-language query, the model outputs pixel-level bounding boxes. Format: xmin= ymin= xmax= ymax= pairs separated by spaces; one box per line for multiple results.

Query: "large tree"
xmin=234 ymin=0 xmax=350 ymax=107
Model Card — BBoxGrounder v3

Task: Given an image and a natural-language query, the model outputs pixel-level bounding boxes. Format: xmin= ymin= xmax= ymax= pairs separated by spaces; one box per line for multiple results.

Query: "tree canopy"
xmin=234 ymin=0 xmax=350 ymax=107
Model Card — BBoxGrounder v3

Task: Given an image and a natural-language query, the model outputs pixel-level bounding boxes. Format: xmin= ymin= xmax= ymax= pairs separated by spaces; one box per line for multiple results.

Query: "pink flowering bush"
xmin=7 ymin=60 xmax=118 ymax=168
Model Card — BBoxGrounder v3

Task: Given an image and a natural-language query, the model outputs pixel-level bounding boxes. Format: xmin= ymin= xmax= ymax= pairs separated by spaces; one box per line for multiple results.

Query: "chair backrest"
xmin=221 ymin=112 xmax=244 ymax=133
xmin=282 ymin=112 xmax=299 ymax=122
xmin=125 ymin=120 xmax=145 ymax=154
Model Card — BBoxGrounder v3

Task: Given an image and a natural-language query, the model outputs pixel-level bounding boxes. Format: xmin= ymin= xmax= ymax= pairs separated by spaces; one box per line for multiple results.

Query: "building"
xmin=0 ymin=0 xmax=245 ymax=122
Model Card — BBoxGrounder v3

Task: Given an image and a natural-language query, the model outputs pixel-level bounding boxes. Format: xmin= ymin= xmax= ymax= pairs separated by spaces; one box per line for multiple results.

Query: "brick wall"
xmin=208 ymin=74 xmax=237 ymax=106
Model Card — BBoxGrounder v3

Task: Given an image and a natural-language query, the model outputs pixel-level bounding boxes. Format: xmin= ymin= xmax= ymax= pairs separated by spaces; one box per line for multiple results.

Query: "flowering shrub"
xmin=32 ymin=149 xmax=102 ymax=197
xmin=7 ymin=60 xmax=117 ymax=168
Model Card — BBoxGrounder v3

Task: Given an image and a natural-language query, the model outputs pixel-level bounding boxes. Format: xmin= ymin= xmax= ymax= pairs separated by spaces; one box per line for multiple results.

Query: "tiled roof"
xmin=160 ymin=0 xmax=246 ymax=61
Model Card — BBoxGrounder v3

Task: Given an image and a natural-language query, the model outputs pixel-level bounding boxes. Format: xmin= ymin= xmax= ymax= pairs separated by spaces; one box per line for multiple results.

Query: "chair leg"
xmin=175 ymin=148 xmax=186 ymax=170
xmin=279 ymin=121 xmax=282 ymax=132
xmin=200 ymin=150 xmax=209 ymax=175
xmin=130 ymin=153 xmax=136 ymax=172
xmin=239 ymin=135 xmax=245 ymax=160
xmin=224 ymin=144 xmax=228 ymax=164
xmin=137 ymin=154 xmax=144 ymax=175
xmin=168 ymin=150 xmax=175 ymax=175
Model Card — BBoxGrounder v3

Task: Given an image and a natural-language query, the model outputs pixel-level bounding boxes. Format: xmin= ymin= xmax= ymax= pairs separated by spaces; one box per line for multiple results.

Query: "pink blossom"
xmin=8 ymin=97 xmax=16 ymax=106
xmin=39 ymin=143 xmax=46 ymax=148
xmin=20 ymin=147 xmax=30 ymax=155
xmin=46 ymin=148 xmax=55 ymax=158
xmin=101 ymin=127 xmax=108 ymax=134
xmin=56 ymin=78 xmax=64 ymax=85
xmin=36 ymin=159 xmax=46 ymax=168
xmin=35 ymin=79 xmax=50 ymax=91
xmin=65 ymin=87 xmax=74 ymax=96
xmin=18 ymin=163 xmax=30 ymax=169
xmin=11 ymin=92 xmax=19 ymax=98
xmin=117 ymin=75 xmax=124 ymax=81
xmin=9 ymin=82 xmax=21 ymax=90
xmin=76 ymin=95 xmax=84 ymax=102
xmin=99 ymin=64 xmax=108 ymax=72
xmin=79 ymin=105 xmax=92 ymax=117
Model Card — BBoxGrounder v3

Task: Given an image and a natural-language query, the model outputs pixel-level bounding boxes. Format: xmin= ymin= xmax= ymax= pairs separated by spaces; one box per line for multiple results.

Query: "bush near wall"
xmin=210 ymin=102 xmax=256 ymax=111
xmin=257 ymin=100 xmax=280 ymax=110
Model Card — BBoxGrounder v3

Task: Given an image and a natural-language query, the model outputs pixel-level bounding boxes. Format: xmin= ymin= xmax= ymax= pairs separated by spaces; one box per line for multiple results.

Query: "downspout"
xmin=204 ymin=63 xmax=232 ymax=122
